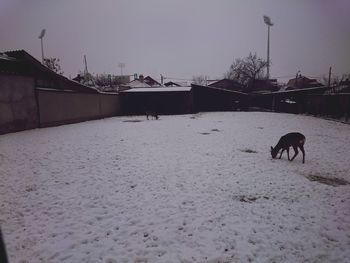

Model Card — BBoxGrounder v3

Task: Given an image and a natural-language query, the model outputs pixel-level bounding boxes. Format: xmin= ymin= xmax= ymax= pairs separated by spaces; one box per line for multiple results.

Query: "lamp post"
xmin=38 ymin=29 xmax=46 ymax=64
xmin=295 ymin=70 xmax=301 ymax=88
xmin=263 ymin=16 xmax=273 ymax=79
xmin=118 ymin=62 xmax=125 ymax=76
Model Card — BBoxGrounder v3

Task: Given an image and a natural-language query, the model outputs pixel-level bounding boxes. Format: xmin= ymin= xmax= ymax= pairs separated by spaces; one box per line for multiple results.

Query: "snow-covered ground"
xmin=1 ymin=112 xmax=349 ymax=263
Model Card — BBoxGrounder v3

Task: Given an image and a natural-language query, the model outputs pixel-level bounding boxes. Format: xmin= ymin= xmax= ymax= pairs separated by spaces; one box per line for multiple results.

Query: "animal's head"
xmin=270 ymin=146 xmax=278 ymax=159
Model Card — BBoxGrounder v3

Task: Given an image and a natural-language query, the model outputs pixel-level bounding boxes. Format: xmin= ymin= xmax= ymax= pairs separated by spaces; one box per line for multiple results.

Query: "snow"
xmin=0 ymin=112 xmax=350 ymax=263
xmin=123 ymin=87 xmax=192 ymax=92
xmin=127 ymin=80 xmax=151 ymax=88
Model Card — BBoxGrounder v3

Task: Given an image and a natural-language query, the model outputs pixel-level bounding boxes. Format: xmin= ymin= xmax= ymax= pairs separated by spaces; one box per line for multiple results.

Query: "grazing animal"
xmin=146 ymin=111 xmax=159 ymax=120
xmin=271 ymin=132 xmax=306 ymax=163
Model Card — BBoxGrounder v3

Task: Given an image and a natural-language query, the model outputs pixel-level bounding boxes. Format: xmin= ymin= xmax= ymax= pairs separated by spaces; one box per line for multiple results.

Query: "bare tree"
xmin=43 ymin=57 xmax=63 ymax=75
xmin=93 ymin=74 xmax=126 ymax=91
xmin=321 ymin=73 xmax=349 ymax=86
xmin=225 ymin=53 xmax=268 ymax=89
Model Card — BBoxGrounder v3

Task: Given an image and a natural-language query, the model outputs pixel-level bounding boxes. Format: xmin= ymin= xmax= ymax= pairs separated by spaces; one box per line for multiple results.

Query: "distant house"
xmin=72 ymin=74 xmax=85 ymax=83
xmin=339 ymin=78 xmax=350 ymax=92
xmin=144 ymin=76 xmax=162 ymax=87
xmin=164 ymin=81 xmax=182 ymax=87
xmin=248 ymin=79 xmax=280 ymax=93
xmin=340 ymin=78 xmax=350 ymax=86
xmin=324 ymin=78 xmax=350 ymax=94
xmin=208 ymin=79 xmax=244 ymax=92
xmin=125 ymin=74 xmax=163 ymax=88
xmin=284 ymin=75 xmax=323 ymax=90
xmin=339 ymin=78 xmax=350 ymax=93
xmin=126 ymin=75 xmax=151 ymax=88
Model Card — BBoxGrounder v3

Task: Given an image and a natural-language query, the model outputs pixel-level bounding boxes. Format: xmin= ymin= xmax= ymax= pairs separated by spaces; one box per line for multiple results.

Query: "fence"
xmin=255 ymin=92 xmax=350 ymax=122
xmin=36 ymin=89 xmax=121 ymax=127
xmin=304 ymin=94 xmax=350 ymax=122
xmin=0 ymin=74 xmax=121 ymax=134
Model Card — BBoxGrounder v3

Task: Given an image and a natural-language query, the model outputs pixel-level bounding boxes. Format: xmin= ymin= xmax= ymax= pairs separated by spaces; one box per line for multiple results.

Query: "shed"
xmin=120 ymin=87 xmax=193 ymax=115
xmin=191 ymin=84 xmax=249 ymax=111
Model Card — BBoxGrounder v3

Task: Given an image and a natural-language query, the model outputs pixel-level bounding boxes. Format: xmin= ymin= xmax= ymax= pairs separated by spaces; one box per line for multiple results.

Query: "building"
xmin=125 ymin=74 xmax=162 ymax=89
xmin=144 ymin=76 xmax=162 ymax=87
xmin=192 ymin=84 xmax=249 ymax=111
xmin=248 ymin=79 xmax=280 ymax=93
xmin=208 ymin=79 xmax=244 ymax=92
xmin=164 ymin=81 xmax=182 ymax=87
xmin=120 ymin=86 xmax=193 ymax=115
xmin=285 ymin=75 xmax=323 ymax=90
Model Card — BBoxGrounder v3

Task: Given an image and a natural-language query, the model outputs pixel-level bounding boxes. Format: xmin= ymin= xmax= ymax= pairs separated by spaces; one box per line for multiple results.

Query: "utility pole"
xmin=326 ymin=66 xmax=336 ymax=93
xmin=118 ymin=63 xmax=125 ymax=76
xmin=263 ymin=16 xmax=274 ymax=80
xmin=267 ymin=25 xmax=270 ymax=79
xmin=38 ymin=29 xmax=46 ymax=64
xmin=328 ymin=66 xmax=332 ymax=92
xmin=84 ymin=55 xmax=88 ymax=75
xmin=295 ymin=70 xmax=300 ymax=88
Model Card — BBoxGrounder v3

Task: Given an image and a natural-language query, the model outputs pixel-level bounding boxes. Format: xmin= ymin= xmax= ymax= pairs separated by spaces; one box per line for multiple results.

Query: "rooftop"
xmin=122 ymin=87 xmax=192 ymax=92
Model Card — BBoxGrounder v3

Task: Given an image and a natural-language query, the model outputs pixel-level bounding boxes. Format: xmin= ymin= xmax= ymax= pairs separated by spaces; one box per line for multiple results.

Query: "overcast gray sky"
xmin=1 ymin=0 xmax=349 ymax=82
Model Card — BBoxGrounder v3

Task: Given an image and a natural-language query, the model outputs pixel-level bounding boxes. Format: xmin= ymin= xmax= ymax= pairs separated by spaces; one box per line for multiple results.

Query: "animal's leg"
xmin=287 ymin=147 xmax=290 ymax=160
xmin=279 ymin=149 xmax=284 ymax=159
xmin=299 ymin=145 xmax=305 ymax=163
xmin=290 ymin=146 xmax=299 ymax=161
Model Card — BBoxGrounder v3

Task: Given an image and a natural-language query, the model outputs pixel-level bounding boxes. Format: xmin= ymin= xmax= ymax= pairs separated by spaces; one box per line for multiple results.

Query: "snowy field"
xmin=1 ymin=112 xmax=350 ymax=263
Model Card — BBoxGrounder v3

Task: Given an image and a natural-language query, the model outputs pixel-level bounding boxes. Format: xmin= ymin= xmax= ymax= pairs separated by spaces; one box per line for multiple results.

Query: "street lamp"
xmin=38 ymin=29 xmax=46 ymax=64
xmin=263 ymin=15 xmax=273 ymax=79
xmin=118 ymin=62 xmax=125 ymax=76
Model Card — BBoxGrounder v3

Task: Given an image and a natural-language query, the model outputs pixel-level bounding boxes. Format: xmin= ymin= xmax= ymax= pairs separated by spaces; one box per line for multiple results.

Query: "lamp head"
xmin=38 ymin=29 xmax=46 ymax=39
xmin=263 ymin=15 xmax=273 ymax=26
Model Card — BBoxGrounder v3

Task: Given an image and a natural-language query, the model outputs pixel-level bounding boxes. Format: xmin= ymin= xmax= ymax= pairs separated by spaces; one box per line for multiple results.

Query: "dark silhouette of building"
xmin=285 ymin=75 xmax=322 ymax=90
xmin=164 ymin=81 xmax=182 ymax=87
xmin=208 ymin=79 xmax=244 ymax=92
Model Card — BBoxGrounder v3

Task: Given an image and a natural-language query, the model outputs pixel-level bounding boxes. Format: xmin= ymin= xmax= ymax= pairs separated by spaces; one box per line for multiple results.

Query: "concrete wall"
xmin=0 ymin=75 xmax=38 ymax=134
xmin=36 ymin=89 xmax=121 ymax=127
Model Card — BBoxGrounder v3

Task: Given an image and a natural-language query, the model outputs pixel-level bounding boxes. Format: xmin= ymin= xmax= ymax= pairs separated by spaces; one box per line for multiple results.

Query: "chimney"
xmin=139 ymin=74 xmax=144 ymax=82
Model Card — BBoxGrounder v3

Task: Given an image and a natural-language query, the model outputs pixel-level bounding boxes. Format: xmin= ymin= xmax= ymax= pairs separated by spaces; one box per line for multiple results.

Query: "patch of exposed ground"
xmin=305 ymin=173 xmax=349 ymax=186
xmin=240 ymin=148 xmax=258 ymax=154
xmin=232 ymin=195 xmax=270 ymax=203
xmin=123 ymin=120 xmax=143 ymax=123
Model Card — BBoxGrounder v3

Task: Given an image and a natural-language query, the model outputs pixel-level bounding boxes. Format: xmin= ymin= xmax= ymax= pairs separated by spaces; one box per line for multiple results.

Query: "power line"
xmin=163 ymin=76 xmax=193 ymax=81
